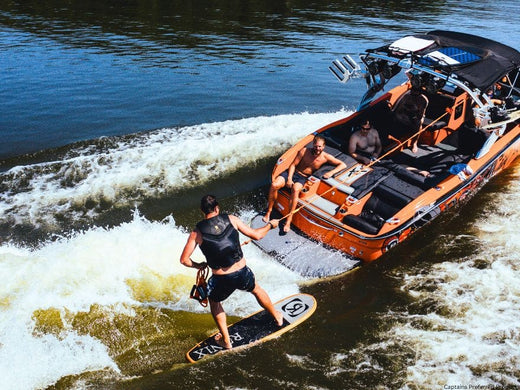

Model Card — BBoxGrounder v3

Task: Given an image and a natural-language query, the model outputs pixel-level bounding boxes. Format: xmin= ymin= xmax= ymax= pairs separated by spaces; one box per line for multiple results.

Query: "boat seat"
xmin=350 ymin=165 xmax=392 ymax=199
xmin=321 ymin=176 xmax=355 ymax=195
xmin=300 ymin=196 xmax=339 ymax=217
xmin=423 ymin=117 xmax=447 ymax=131
xmin=323 ymin=145 xmax=344 ymax=157
xmin=383 ymin=164 xmax=431 ymax=191
xmin=375 ymin=182 xmax=415 ymax=206
xmin=343 ymin=184 xmax=412 ymax=235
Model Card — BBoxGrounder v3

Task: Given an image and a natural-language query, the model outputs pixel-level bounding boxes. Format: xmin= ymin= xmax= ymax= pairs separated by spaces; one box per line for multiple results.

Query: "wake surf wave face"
xmin=1 ymin=112 xmax=339 ymax=388
xmin=0 ymin=210 xmax=302 ymax=390
xmin=0 ymin=110 xmax=348 ymax=236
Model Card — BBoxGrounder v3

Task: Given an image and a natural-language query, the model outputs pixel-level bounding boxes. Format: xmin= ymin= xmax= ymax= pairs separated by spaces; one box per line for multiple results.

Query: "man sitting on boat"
xmin=263 ymin=135 xmax=346 ymax=233
xmin=348 ymin=120 xmax=382 ymax=165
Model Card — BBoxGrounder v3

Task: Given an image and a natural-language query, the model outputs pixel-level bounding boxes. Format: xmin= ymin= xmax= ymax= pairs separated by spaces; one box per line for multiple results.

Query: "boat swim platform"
xmin=250 ymin=213 xmax=361 ymax=278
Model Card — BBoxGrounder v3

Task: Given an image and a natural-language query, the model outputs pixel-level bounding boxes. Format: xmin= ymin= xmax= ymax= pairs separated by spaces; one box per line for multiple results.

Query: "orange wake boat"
xmin=252 ymin=30 xmax=520 ymax=277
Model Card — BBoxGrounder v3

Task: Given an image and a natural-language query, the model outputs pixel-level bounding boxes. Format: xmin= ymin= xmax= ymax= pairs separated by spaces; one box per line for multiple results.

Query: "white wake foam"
xmin=1 ymin=110 xmax=349 ymax=227
xmin=0 ymin=210 xmax=301 ymax=389
xmin=330 ymin=165 xmax=520 ymax=388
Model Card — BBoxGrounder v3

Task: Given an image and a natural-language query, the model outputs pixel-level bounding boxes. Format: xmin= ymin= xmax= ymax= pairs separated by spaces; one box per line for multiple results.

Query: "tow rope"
xmin=189 ymin=266 xmax=209 ymax=307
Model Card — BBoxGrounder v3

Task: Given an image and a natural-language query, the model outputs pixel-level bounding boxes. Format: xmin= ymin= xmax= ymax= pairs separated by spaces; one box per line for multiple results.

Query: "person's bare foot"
xmin=283 ymin=222 xmax=291 ymax=233
xmin=274 ymin=310 xmax=284 ymax=327
xmin=262 ymin=212 xmax=271 ymax=223
xmin=214 ymin=333 xmax=232 ymax=349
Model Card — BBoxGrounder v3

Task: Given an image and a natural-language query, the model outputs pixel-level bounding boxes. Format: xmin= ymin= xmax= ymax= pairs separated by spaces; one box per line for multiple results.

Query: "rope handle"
xmin=189 ymin=265 xmax=209 ymax=307
xmin=196 ymin=265 xmax=209 ymax=281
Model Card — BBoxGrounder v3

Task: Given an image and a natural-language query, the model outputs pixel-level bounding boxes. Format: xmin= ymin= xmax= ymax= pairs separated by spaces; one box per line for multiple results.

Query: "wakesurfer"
xmin=180 ymin=194 xmax=283 ymax=349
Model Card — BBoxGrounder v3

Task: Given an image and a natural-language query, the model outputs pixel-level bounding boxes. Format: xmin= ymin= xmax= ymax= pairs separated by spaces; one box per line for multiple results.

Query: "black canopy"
xmin=421 ymin=30 xmax=520 ymax=90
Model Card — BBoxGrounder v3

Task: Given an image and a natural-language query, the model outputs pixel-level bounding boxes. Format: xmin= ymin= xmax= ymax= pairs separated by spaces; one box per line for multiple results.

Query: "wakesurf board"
xmin=186 ymin=293 xmax=316 ymax=363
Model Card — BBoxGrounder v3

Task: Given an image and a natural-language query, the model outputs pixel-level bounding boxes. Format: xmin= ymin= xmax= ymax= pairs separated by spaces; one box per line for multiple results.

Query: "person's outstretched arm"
xmin=229 ymin=215 xmax=280 ymax=240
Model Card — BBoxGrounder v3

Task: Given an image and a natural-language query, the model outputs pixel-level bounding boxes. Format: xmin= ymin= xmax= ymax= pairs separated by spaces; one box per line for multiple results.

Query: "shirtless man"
xmin=348 ymin=120 xmax=382 ymax=165
xmin=263 ymin=135 xmax=346 ymax=232
xmin=393 ymin=87 xmax=429 ymax=153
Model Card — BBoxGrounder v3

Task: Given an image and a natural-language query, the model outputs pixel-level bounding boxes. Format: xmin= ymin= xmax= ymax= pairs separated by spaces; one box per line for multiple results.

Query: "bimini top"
xmin=371 ymin=30 xmax=520 ymax=91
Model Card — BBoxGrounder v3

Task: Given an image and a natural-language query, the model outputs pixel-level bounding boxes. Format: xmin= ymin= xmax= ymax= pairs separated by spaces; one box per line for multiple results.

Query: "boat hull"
xmin=263 ymin=30 xmax=520 ymax=267
xmin=273 ymin=124 xmax=520 ymax=262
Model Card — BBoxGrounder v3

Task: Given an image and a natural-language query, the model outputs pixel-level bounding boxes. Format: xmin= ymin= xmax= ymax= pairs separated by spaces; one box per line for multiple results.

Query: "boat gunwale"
xmin=282 ymin=128 xmax=520 ymax=243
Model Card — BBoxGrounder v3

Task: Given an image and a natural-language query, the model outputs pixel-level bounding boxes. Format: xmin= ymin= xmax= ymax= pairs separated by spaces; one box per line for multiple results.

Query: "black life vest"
xmin=196 ymin=214 xmax=244 ymax=270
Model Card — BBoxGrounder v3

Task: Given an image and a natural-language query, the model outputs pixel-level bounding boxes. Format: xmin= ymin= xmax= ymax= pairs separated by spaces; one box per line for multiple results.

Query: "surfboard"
xmin=186 ymin=293 xmax=317 ymax=363
xmin=475 ymin=130 xmax=499 ymax=159
xmin=475 ymin=111 xmax=519 ymax=159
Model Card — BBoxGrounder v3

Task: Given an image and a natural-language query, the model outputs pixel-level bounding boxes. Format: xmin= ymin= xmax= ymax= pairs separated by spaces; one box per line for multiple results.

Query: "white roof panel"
xmin=389 ymin=36 xmax=435 ymax=53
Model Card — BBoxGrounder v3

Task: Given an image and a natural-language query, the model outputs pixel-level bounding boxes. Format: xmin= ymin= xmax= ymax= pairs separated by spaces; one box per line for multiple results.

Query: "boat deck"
xmin=273 ymin=129 xmax=476 ymax=238
xmin=250 ymin=213 xmax=361 ymax=278
xmin=318 ymin=125 xmax=476 ymax=197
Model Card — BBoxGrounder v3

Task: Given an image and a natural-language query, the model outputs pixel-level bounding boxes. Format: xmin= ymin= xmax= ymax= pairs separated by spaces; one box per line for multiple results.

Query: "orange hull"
xmin=274 ymin=126 xmax=520 ymax=262
xmin=267 ymin=31 xmax=520 ymax=265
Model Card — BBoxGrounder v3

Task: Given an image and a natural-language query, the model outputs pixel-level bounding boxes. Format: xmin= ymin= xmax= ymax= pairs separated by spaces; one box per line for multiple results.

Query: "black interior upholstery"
xmin=343 ymin=183 xmax=413 ymax=235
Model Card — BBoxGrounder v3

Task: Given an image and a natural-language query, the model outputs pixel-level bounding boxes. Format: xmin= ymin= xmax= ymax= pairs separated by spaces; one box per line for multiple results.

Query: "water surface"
xmin=1 ymin=1 xmax=519 ymax=389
